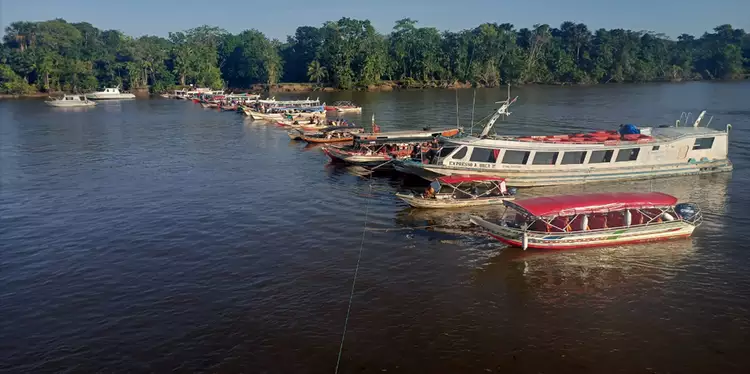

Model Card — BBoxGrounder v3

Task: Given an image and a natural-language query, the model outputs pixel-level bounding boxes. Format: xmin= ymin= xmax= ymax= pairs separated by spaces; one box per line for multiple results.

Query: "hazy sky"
xmin=1 ymin=0 xmax=748 ymax=40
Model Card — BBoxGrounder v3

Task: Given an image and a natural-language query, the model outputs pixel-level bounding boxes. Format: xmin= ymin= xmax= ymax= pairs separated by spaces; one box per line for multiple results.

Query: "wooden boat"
xmin=322 ymin=128 xmax=461 ymax=168
xmin=301 ymin=127 xmax=364 ymax=144
xmin=325 ymin=101 xmax=362 ymax=113
xmin=470 ymin=192 xmax=702 ymax=250
xmin=394 ymin=91 xmax=733 ymax=186
xmin=45 ymin=94 xmax=97 ymax=107
xmin=395 ymin=175 xmax=515 ymax=208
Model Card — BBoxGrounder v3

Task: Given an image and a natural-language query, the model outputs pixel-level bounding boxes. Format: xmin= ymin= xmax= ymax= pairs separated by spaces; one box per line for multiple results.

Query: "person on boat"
xmin=411 ymin=144 xmax=421 ymax=159
xmin=424 ymin=186 xmax=435 ymax=198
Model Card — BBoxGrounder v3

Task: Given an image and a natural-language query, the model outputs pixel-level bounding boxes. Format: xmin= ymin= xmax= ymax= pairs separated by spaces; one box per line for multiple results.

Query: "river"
xmin=1 ymin=82 xmax=749 ymax=373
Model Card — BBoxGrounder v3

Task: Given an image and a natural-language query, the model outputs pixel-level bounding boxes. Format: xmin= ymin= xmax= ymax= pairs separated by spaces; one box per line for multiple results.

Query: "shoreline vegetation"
xmin=1 ymin=18 xmax=748 ymax=98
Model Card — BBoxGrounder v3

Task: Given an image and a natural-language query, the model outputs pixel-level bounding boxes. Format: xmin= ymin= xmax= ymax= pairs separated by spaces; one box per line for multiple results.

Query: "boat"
xmin=470 ymin=192 xmax=702 ymax=250
xmin=325 ymin=101 xmax=362 ymax=113
xmin=300 ymin=126 xmax=364 ymax=144
xmin=85 ymin=86 xmax=136 ymax=100
xmin=240 ymin=97 xmax=325 ymax=120
xmin=322 ymin=128 xmax=462 ymax=168
xmin=45 ymin=94 xmax=97 ymax=107
xmin=395 ymin=175 xmax=516 ymax=208
xmin=394 ymin=93 xmax=733 ymax=186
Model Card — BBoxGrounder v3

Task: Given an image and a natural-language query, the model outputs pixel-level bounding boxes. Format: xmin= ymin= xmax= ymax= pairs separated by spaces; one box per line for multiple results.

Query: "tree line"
xmin=1 ymin=18 xmax=748 ymax=94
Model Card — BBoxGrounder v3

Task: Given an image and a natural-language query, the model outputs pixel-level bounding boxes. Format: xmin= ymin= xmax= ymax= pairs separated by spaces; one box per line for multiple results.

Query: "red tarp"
xmin=506 ymin=192 xmax=678 ymax=217
xmin=437 ymin=175 xmax=506 ymax=184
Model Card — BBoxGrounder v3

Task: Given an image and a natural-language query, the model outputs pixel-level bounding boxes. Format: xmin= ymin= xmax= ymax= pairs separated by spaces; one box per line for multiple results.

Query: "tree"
xmin=307 ymin=60 xmax=326 ymax=84
xmin=1 ymin=18 xmax=748 ymax=93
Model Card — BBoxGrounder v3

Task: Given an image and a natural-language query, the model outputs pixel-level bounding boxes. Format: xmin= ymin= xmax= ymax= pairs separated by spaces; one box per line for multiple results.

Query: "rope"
xmin=334 ymin=181 xmax=372 ymax=373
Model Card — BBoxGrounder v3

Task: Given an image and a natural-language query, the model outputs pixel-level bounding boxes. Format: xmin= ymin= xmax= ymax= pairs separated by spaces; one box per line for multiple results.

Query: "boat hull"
xmin=401 ymin=159 xmax=733 ymax=186
xmin=396 ymin=193 xmax=514 ymax=208
xmin=322 ymin=146 xmax=392 ymax=166
xmin=470 ymin=216 xmax=695 ymax=249
xmin=303 ymin=137 xmax=353 ymax=144
xmin=86 ymin=94 xmax=136 ymax=100
xmin=45 ymin=101 xmax=96 ymax=107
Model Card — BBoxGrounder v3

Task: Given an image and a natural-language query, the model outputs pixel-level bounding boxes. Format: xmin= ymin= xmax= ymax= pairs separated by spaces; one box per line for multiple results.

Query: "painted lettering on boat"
xmin=447 ymin=161 xmax=496 ymax=169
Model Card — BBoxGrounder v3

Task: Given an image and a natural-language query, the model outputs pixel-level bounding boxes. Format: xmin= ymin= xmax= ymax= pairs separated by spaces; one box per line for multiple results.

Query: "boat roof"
xmin=505 ymin=192 xmax=678 ymax=217
xmin=448 ymin=126 xmax=726 ymax=149
xmin=437 ymin=175 xmax=505 ymax=184
xmin=354 ymin=128 xmax=458 ymax=142
xmin=333 ymin=101 xmax=355 ymax=106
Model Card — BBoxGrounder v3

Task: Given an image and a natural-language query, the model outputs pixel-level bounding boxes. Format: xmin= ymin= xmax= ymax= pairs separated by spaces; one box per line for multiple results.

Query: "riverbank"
xmin=249 ymin=80 xmax=474 ymax=93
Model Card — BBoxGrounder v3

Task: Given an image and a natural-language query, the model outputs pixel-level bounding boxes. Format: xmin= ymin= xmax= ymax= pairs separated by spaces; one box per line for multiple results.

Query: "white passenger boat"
xmin=85 ymin=86 xmax=136 ymax=100
xmin=394 ymin=96 xmax=733 ymax=186
xmin=470 ymin=192 xmax=702 ymax=250
xmin=240 ymin=98 xmax=325 ymax=120
xmin=395 ymin=175 xmax=515 ymax=208
xmin=45 ymin=95 xmax=97 ymax=107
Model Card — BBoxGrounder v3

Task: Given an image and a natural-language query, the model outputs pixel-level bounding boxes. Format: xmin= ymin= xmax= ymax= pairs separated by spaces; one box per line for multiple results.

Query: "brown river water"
xmin=1 ymin=82 xmax=749 ymax=373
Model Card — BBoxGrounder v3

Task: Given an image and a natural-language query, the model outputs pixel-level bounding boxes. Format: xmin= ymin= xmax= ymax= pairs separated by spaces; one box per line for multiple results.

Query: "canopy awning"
xmin=504 ymin=192 xmax=678 ymax=218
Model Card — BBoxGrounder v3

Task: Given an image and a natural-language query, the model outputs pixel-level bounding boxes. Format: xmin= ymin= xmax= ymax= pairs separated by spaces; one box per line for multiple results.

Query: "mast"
xmin=479 ymin=85 xmax=517 ymax=138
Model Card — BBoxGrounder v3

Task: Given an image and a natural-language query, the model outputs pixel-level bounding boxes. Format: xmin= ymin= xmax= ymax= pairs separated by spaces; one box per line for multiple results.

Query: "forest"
xmin=1 ymin=18 xmax=748 ymax=94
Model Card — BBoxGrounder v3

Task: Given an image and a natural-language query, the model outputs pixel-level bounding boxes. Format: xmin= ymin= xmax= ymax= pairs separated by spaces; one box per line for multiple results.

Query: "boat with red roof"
xmin=470 ymin=192 xmax=702 ymax=250
xmin=395 ymin=175 xmax=516 ymax=208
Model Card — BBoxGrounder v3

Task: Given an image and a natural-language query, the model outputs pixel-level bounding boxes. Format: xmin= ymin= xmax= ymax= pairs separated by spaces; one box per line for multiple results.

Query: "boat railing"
xmin=503 ymin=218 xmax=688 ymax=236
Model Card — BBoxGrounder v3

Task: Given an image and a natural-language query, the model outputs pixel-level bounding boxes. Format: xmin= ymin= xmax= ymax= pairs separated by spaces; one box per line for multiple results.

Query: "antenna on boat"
xmin=455 ymin=90 xmax=460 ymax=129
xmin=478 ymin=84 xmax=517 ymax=138
xmin=470 ymin=89 xmax=477 ymax=135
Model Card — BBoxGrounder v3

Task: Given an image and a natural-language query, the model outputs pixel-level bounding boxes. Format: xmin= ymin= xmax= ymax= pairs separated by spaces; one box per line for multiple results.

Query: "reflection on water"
xmin=1 ymin=83 xmax=749 ymax=373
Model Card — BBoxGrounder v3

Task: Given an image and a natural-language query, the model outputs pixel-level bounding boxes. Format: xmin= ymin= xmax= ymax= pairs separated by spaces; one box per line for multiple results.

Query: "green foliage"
xmin=2 ymin=18 xmax=749 ymax=94
xmin=0 ymin=63 xmax=35 ymax=94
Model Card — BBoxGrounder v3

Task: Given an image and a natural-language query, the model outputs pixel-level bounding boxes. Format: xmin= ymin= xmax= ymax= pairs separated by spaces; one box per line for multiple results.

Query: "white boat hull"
xmin=412 ymin=159 xmax=733 ymax=187
xmin=396 ymin=193 xmax=514 ymax=208
xmin=470 ymin=216 xmax=695 ymax=249
xmin=45 ymin=101 xmax=96 ymax=108
xmin=86 ymin=93 xmax=136 ymax=100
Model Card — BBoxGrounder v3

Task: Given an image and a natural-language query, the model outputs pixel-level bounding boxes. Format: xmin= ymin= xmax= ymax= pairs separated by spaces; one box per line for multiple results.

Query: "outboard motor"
xmin=675 ymin=203 xmax=701 ymax=224
xmin=508 ymin=187 xmax=518 ymax=196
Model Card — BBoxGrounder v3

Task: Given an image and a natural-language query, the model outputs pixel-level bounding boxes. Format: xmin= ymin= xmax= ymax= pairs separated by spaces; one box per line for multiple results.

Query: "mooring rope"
xmin=334 ymin=180 xmax=373 ymax=374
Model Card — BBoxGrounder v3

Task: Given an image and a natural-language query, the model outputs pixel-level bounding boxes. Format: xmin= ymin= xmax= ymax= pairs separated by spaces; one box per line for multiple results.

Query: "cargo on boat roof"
xmin=353 ymin=128 xmax=461 ymax=144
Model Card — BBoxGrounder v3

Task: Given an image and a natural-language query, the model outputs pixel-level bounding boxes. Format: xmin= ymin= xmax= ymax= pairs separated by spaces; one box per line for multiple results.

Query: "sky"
xmin=1 ymin=0 xmax=748 ymax=40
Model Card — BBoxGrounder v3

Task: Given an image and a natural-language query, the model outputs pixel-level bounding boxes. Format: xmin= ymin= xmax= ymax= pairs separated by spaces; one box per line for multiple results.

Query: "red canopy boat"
xmin=471 ymin=192 xmax=701 ymax=250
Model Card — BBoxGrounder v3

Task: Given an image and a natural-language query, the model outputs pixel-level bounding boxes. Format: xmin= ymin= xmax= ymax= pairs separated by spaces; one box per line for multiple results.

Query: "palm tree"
xmin=307 ymin=60 xmax=327 ymax=85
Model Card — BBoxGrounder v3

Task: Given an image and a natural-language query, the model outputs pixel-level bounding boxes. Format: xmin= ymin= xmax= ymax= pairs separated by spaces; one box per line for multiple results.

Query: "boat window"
xmin=451 ymin=146 xmax=468 ymax=159
xmin=652 ymin=146 xmax=660 ymax=151
xmin=469 ymin=147 xmax=498 ymax=163
xmin=616 ymin=148 xmax=640 ymax=162
xmin=589 ymin=150 xmax=614 ymax=163
xmin=502 ymin=150 xmax=530 ymax=165
xmin=438 ymin=147 xmax=456 ymax=157
xmin=561 ymin=151 xmax=586 ymax=165
xmin=532 ymin=152 xmax=559 ymax=165
xmin=693 ymin=137 xmax=714 ymax=150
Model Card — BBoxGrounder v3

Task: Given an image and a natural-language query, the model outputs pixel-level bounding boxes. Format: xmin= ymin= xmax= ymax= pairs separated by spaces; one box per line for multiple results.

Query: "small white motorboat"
xmin=45 ymin=95 xmax=97 ymax=108
xmin=85 ymin=86 xmax=136 ymax=100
